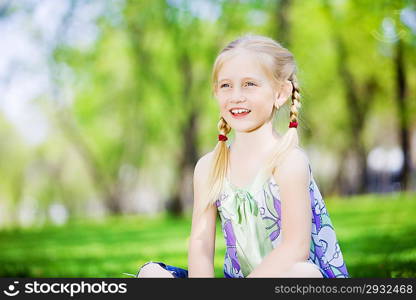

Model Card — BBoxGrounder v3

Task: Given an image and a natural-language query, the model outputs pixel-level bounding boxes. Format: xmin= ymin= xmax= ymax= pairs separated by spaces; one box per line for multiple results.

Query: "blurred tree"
xmin=2 ymin=0 xmax=415 ymax=226
xmin=323 ymin=0 xmax=381 ymax=194
xmin=394 ymin=32 xmax=412 ymax=190
xmin=48 ymin=0 xmax=127 ymax=213
xmin=275 ymin=0 xmax=293 ymax=47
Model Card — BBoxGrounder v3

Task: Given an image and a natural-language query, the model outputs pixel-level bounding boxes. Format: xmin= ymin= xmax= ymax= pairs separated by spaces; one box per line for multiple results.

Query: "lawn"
xmin=0 ymin=191 xmax=415 ymax=278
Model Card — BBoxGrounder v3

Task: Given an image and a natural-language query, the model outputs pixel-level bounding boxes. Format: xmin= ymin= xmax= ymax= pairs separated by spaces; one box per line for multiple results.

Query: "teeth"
xmin=231 ymin=109 xmax=250 ymax=114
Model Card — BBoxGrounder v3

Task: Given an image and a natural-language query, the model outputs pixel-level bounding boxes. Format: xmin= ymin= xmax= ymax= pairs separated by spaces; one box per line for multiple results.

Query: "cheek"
xmin=217 ymin=98 xmax=228 ymax=112
xmin=253 ymin=95 xmax=274 ymax=112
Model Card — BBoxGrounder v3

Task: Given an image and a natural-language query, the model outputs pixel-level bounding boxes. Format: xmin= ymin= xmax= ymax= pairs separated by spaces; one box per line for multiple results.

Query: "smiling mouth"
xmin=229 ymin=109 xmax=251 ymax=118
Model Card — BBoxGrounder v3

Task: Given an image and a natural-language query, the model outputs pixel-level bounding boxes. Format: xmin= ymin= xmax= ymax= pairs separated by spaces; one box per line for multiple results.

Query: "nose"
xmin=229 ymin=87 xmax=246 ymax=103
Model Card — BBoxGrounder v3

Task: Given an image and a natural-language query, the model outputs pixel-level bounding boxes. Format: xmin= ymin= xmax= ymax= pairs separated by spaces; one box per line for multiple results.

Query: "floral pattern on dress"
xmin=216 ymin=164 xmax=349 ymax=278
xmin=216 ymin=197 xmax=244 ymax=278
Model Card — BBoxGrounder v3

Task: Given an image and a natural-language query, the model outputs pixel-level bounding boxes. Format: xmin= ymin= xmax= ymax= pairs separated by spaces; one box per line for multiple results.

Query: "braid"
xmin=289 ymin=75 xmax=301 ymax=125
xmin=201 ymin=115 xmax=231 ymax=213
xmin=218 ymin=116 xmax=231 ymax=137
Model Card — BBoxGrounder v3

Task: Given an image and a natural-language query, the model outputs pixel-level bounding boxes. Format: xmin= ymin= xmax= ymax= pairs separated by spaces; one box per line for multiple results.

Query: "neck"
xmin=230 ymin=122 xmax=281 ymax=155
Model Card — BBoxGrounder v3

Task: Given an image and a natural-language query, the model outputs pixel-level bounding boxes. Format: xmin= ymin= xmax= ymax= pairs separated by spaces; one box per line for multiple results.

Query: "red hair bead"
xmin=218 ymin=134 xmax=228 ymax=141
xmin=289 ymin=121 xmax=298 ymax=128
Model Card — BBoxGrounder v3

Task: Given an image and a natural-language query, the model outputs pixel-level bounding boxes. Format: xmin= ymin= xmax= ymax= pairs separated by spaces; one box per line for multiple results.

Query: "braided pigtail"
xmin=202 ymin=116 xmax=231 ymax=213
xmin=289 ymin=74 xmax=302 ymax=128
xmin=263 ymin=74 xmax=301 ymax=177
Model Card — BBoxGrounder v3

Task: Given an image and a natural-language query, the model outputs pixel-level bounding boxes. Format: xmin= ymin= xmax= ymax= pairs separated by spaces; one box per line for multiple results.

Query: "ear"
xmin=274 ymin=80 xmax=293 ymax=108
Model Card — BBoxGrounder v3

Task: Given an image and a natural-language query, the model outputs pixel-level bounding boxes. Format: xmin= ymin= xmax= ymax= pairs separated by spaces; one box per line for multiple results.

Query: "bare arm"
xmin=247 ymin=147 xmax=312 ymax=278
xmin=187 ymin=153 xmax=217 ymax=278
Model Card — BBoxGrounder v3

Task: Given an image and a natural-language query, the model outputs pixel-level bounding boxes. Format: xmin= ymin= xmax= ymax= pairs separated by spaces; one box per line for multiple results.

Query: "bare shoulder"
xmin=194 ymin=151 xmax=214 ymax=176
xmin=273 ymin=146 xmax=311 ymax=185
xmin=193 ymin=151 xmax=215 ymax=187
xmin=193 ymin=151 xmax=216 ymax=211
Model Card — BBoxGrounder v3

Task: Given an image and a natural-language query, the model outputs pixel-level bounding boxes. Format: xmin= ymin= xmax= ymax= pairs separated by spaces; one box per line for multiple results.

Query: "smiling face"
xmin=214 ymin=50 xmax=278 ymax=133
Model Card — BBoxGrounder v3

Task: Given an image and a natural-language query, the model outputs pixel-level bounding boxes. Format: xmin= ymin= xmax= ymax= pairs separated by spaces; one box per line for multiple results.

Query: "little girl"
xmin=135 ymin=34 xmax=349 ymax=278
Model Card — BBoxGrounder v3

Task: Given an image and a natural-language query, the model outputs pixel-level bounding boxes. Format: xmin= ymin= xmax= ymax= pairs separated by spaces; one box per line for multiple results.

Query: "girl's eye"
xmin=220 ymin=83 xmax=230 ymax=88
xmin=246 ymin=81 xmax=256 ymax=86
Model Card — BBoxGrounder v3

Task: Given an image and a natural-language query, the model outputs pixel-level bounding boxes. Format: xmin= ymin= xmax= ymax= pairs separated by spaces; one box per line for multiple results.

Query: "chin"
xmin=229 ymin=122 xmax=260 ymax=133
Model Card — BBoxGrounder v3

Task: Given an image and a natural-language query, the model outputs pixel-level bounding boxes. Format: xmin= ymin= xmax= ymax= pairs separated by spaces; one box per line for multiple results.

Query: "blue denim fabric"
xmin=140 ymin=261 xmax=188 ymax=278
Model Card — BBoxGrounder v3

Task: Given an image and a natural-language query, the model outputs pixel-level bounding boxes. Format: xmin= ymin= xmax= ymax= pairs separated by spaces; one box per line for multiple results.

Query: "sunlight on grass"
xmin=0 ymin=192 xmax=415 ymax=277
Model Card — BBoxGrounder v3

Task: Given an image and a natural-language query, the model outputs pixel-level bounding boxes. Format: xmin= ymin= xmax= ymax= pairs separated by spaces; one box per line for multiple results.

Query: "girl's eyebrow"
xmin=218 ymin=76 xmax=261 ymax=83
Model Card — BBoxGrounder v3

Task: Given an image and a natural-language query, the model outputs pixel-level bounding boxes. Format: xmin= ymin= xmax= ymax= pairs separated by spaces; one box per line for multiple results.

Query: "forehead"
xmin=217 ymin=50 xmax=268 ymax=82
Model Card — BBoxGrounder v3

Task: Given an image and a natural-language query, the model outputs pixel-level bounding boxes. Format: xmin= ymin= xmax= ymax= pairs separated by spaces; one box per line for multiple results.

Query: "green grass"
xmin=0 ymin=192 xmax=415 ymax=278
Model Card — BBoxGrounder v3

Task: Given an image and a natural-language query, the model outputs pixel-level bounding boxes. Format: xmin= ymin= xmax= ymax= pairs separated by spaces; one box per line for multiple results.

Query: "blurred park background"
xmin=0 ymin=0 xmax=415 ymax=278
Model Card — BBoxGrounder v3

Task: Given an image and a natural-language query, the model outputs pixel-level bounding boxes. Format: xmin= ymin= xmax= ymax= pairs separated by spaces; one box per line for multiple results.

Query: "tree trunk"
xmin=167 ymin=50 xmax=199 ymax=216
xmin=322 ymin=3 xmax=377 ymax=195
xmin=394 ymin=38 xmax=411 ymax=190
xmin=275 ymin=0 xmax=292 ymax=47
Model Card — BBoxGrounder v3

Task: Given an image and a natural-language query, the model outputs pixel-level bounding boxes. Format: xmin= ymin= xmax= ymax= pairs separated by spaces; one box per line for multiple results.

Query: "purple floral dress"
xmin=215 ymin=164 xmax=349 ymax=278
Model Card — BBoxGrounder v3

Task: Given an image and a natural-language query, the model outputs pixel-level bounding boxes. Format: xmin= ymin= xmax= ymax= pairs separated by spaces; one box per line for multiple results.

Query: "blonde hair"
xmin=203 ymin=34 xmax=301 ymax=213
